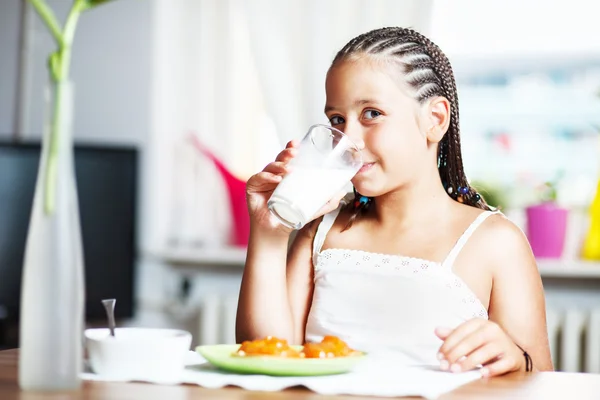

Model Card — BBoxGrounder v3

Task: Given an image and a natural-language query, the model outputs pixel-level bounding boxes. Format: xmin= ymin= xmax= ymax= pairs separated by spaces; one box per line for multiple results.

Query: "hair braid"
xmin=333 ymin=27 xmax=490 ymax=228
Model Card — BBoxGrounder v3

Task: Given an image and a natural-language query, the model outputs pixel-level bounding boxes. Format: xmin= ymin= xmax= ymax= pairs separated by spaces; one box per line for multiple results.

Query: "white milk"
xmin=268 ymin=166 xmax=356 ymax=228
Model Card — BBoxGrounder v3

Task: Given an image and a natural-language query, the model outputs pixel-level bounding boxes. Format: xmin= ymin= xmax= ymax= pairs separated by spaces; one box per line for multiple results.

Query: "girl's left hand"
xmin=435 ymin=319 xmax=525 ymax=378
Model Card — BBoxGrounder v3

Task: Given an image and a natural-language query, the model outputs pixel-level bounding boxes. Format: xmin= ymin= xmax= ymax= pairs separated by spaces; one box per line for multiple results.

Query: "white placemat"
xmin=82 ymin=351 xmax=481 ymax=399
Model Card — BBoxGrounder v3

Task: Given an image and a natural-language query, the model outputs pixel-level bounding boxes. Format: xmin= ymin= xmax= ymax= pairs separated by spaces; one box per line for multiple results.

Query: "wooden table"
xmin=2 ymin=349 xmax=600 ymax=399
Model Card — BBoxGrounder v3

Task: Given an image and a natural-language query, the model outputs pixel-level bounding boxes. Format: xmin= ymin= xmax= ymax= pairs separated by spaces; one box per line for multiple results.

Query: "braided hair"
xmin=333 ymin=27 xmax=491 ymax=227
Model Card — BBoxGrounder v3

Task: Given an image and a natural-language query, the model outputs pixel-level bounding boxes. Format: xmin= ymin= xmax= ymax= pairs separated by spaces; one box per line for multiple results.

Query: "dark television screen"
xmin=0 ymin=142 xmax=137 ymax=322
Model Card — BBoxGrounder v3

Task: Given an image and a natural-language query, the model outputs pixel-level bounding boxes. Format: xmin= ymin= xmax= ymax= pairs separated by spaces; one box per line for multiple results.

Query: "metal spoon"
xmin=101 ymin=298 xmax=117 ymax=337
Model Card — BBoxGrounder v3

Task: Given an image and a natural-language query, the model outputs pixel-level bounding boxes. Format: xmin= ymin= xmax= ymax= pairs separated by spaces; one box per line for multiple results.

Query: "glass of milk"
xmin=267 ymin=124 xmax=363 ymax=229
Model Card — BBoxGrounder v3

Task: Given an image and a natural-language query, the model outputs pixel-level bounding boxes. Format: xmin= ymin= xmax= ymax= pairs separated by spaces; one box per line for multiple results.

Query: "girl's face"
xmin=324 ymin=58 xmax=437 ymax=197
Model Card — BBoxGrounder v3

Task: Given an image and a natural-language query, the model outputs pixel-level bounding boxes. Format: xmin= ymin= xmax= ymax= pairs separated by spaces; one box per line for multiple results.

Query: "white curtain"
xmin=243 ymin=0 xmax=434 ymax=144
xmin=143 ymin=0 xmax=434 ymax=252
xmin=145 ymin=0 xmax=250 ymax=251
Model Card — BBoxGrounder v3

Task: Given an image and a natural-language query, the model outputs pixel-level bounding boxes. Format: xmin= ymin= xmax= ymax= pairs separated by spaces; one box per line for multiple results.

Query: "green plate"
xmin=196 ymin=344 xmax=366 ymax=376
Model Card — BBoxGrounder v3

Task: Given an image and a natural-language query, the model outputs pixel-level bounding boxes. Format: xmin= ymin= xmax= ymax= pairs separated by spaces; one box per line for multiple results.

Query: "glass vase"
xmin=19 ymin=80 xmax=85 ymax=391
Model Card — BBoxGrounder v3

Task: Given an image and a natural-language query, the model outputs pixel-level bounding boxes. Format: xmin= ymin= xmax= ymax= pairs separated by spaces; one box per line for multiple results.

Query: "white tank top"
xmin=305 ymin=205 xmax=495 ymax=366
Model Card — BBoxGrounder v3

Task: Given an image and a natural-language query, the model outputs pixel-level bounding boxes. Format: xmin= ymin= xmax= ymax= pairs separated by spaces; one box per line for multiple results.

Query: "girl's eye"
xmin=329 ymin=116 xmax=345 ymax=125
xmin=364 ymin=110 xmax=381 ymax=119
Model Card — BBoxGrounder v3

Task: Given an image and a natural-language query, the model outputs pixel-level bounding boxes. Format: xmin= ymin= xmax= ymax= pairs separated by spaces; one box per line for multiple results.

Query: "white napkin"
xmin=81 ymin=351 xmax=481 ymax=400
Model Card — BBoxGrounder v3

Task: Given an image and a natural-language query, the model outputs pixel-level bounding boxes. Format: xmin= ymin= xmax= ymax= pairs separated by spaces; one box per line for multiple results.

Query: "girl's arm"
xmin=436 ymin=215 xmax=553 ymax=376
xmin=235 ymin=138 xmax=346 ymax=345
xmin=235 ymin=227 xmax=293 ymax=343
xmin=285 ymin=220 xmax=320 ymax=344
xmin=235 ymin=222 xmax=316 ymax=345
xmin=486 ymin=217 xmax=553 ymax=371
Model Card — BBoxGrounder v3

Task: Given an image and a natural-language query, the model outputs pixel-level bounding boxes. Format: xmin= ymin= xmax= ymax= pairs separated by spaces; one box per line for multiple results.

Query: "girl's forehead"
xmin=327 ymin=58 xmax=393 ymax=81
xmin=325 ymin=58 xmax=414 ymax=104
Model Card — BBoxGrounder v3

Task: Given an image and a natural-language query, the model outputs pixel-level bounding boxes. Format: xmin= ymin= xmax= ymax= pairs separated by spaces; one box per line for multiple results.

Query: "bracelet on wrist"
xmin=515 ymin=343 xmax=533 ymax=372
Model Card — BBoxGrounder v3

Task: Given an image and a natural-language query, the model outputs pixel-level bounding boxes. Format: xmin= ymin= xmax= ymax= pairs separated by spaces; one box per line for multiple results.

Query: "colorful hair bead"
xmin=353 ymin=192 xmax=371 ymax=209
xmin=458 ymin=186 xmax=469 ymax=195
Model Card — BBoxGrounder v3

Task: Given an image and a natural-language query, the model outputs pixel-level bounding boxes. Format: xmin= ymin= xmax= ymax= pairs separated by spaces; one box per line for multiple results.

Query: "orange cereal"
xmin=235 ymin=336 xmax=301 ymax=357
xmin=302 ymin=335 xmax=359 ymax=358
xmin=234 ymin=335 xmax=361 ymax=359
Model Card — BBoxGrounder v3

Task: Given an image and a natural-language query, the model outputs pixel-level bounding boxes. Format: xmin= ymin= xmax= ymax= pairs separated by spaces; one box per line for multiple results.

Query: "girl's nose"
xmin=343 ymin=125 xmax=365 ymax=150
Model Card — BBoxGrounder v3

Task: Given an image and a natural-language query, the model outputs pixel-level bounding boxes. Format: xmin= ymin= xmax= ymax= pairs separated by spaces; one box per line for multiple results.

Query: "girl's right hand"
xmin=246 ymin=140 xmax=299 ymax=234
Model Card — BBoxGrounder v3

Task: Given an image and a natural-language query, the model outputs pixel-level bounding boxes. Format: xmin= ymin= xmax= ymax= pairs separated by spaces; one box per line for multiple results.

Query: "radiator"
xmin=196 ymin=297 xmax=600 ymax=373
xmin=547 ymin=308 xmax=600 ymax=373
xmin=197 ymin=294 xmax=239 ymax=345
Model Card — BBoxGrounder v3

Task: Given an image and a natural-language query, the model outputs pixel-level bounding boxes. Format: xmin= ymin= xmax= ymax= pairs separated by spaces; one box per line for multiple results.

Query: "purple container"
xmin=525 ymin=203 xmax=568 ymax=259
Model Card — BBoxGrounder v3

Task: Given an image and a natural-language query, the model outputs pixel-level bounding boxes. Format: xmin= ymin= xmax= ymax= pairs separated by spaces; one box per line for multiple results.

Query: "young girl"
xmin=236 ymin=27 xmax=553 ymax=377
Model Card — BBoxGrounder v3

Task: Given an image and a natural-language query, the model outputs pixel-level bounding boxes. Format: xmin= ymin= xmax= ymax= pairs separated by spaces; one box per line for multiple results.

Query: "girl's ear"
xmin=425 ymin=96 xmax=450 ymax=143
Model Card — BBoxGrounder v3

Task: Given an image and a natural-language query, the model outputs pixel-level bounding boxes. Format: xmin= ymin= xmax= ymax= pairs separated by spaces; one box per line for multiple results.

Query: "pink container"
xmin=525 ymin=203 xmax=568 ymax=259
xmin=190 ymin=135 xmax=250 ymax=248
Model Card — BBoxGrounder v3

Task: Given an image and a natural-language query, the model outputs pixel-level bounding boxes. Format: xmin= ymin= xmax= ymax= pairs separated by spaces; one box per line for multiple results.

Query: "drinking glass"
xmin=267 ymin=124 xmax=363 ymax=229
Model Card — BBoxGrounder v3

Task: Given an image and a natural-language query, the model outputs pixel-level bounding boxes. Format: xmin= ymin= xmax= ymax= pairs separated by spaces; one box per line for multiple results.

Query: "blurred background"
xmin=1 ymin=0 xmax=600 ymax=373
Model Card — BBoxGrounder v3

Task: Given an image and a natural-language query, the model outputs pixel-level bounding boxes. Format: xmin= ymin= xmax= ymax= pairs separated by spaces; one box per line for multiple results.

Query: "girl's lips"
xmin=358 ymin=162 xmax=375 ymax=173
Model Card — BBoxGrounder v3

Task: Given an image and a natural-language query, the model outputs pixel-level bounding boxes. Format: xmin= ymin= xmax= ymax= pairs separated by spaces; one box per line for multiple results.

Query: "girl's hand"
xmin=435 ymin=319 xmax=526 ymax=378
xmin=246 ymin=140 xmax=299 ymax=233
xmin=246 ymin=140 xmax=347 ymax=234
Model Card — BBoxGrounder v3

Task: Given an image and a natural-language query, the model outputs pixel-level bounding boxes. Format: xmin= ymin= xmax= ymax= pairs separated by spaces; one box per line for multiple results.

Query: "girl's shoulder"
xmin=457 ymin=207 xmax=537 ymax=276
xmin=469 ymin=209 xmax=525 ymax=248
xmin=452 ymin=202 xmax=517 ymax=238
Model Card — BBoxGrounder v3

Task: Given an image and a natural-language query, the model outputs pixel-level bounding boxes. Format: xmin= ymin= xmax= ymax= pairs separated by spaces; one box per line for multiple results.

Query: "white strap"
xmin=312 ymin=206 xmax=343 ymax=267
xmin=442 ymin=211 xmax=496 ymax=269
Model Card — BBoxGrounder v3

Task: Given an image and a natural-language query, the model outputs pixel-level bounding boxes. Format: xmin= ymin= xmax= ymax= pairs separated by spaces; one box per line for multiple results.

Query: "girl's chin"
xmin=350 ymin=181 xmax=379 ymax=198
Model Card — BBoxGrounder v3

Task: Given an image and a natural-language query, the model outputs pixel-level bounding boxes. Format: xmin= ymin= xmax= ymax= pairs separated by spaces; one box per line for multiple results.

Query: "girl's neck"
xmin=372 ymin=169 xmax=456 ymax=229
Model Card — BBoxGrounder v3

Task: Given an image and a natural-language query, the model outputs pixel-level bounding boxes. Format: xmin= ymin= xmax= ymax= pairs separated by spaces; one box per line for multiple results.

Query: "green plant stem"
xmin=43 ymin=1 xmax=84 ymax=215
xmin=44 ymin=80 xmax=63 ymax=214
xmin=27 ymin=0 xmax=64 ymax=47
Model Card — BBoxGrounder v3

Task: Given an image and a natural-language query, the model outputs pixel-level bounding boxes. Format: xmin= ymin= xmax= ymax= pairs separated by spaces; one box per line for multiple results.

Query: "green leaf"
xmin=79 ymin=0 xmax=116 ymax=11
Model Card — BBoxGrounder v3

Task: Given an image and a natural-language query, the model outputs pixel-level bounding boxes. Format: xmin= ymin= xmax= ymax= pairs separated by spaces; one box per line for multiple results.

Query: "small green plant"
xmin=538 ymin=181 xmax=558 ymax=203
xmin=470 ymin=180 xmax=507 ymax=210
xmin=28 ymin=0 xmax=115 ymax=214
xmin=537 ymin=170 xmax=564 ymax=203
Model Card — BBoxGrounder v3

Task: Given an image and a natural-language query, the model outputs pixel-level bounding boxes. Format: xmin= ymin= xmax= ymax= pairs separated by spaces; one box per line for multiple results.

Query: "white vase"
xmin=19 ymin=80 xmax=85 ymax=391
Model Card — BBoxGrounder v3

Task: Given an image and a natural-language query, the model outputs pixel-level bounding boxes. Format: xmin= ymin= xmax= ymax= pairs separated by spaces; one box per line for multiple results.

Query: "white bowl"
xmin=85 ymin=327 xmax=192 ymax=383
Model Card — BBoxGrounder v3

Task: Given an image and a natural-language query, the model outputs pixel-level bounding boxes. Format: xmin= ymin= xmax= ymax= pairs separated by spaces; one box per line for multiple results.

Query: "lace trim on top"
xmin=315 ymin=248 xmax=489 ymax=319
xmin=318 ymin=247 xmax=442 ymax=269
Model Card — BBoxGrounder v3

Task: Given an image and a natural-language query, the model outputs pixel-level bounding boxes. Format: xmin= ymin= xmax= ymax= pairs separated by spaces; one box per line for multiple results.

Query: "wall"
xmin=0 ymin=1 xmax=21 ymax=135
xmin=0 ymin=0 xmax=154 ymax=258
xmin=0 ymin=0 xmax=177 ymax=328
xmin=0 ymin=0 xmax=151 ymax=144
